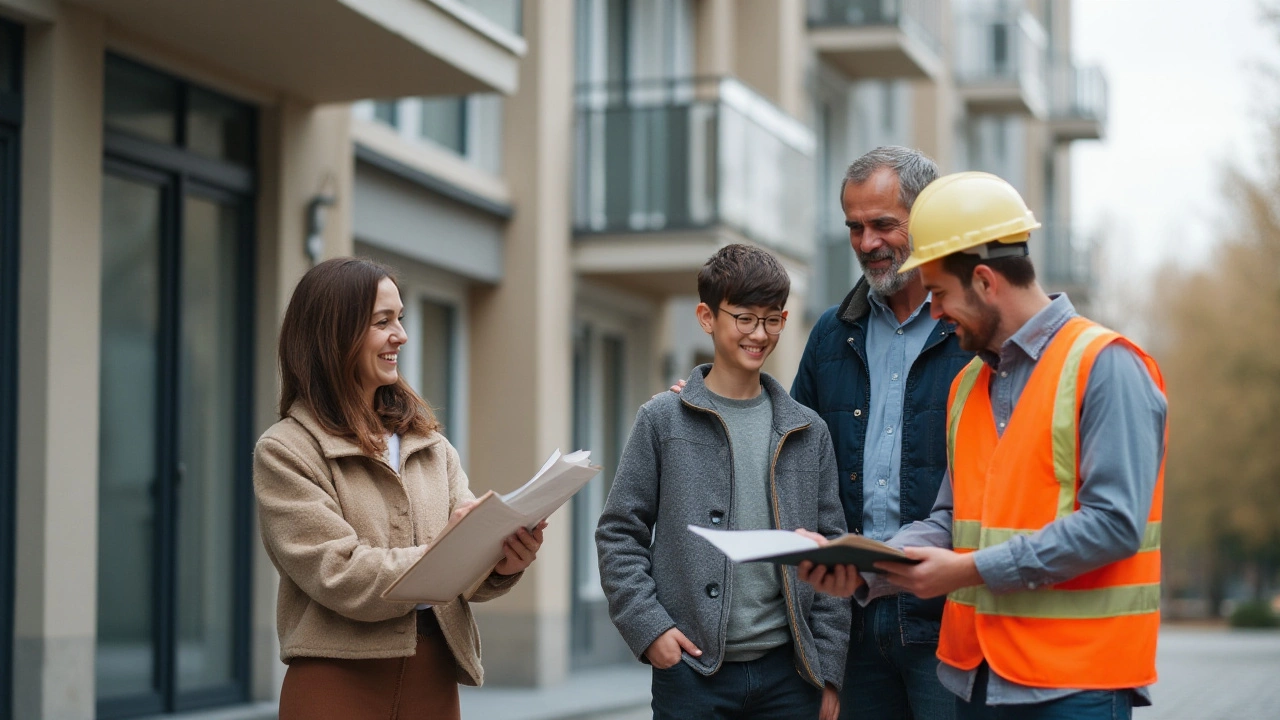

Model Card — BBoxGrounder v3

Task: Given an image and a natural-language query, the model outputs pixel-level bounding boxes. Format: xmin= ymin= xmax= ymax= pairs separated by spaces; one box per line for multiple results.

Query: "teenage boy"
xmin=596 ymin=244 xmax=850 ymax=720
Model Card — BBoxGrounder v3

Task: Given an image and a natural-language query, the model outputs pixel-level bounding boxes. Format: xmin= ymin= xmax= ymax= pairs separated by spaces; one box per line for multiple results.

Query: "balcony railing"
xmin=954 ymin=7 xmax=1048 ymax=117
xmin=574 ymin=77 xmax=816 ymax=260
xmin=1041 ymin=225 xmax=1095 ymax=289
xmin=809 ymin=0 xmax=943 ymax=46
xmin=1048 ymin=62 xmax=1107 ymax=140
xmin=807 ymin=0 xmax=945 ymax=74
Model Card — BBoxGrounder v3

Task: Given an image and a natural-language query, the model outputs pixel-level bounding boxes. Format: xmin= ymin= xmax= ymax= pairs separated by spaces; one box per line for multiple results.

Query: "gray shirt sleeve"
xmin=855 ymin=473 xmax=955 ymax=604
xmin=972 ymin=342 xmax=1168 ymax=594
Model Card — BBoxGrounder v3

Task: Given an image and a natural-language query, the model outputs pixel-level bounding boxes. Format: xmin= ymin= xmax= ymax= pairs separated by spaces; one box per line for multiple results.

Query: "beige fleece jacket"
xmin=253 ymin=405 xmax=520 ymax=686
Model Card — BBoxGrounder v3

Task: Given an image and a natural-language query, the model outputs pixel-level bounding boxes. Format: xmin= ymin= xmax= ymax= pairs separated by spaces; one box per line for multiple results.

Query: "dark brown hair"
xmin=940 ymin=248 xmax=1037 ymax=289
xmin=277 ymin=257 xmax=438 ymax=456
xmin=697 ymin=244 xmax=790 ymax=314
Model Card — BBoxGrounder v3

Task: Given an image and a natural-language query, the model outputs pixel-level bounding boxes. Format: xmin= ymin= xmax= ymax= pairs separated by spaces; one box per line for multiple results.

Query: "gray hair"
xmin=840 ymin=146 xmax=939 ymax=211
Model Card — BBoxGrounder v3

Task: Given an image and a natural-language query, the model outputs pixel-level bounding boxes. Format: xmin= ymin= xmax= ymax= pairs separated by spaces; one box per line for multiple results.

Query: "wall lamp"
xmin=305 ymin=194 xmax=337 ymax=266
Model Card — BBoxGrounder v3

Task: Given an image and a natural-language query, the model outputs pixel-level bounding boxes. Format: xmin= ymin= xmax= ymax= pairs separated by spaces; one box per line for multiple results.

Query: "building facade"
xmin=0 ymin=0 xmax=1104 ymax=718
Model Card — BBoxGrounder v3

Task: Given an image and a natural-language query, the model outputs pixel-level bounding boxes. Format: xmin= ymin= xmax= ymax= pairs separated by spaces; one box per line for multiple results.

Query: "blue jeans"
xmin=955 ymin=665 xmax=1132 ymax=720
xmin=651 ymin=645 xmax=821 ymax=720
xmin=840 ymin=596 xmax=955 ymax=720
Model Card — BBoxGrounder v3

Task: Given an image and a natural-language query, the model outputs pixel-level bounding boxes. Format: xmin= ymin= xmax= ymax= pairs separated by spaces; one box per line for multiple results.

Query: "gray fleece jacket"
xmin=595 ymin=365 xmax=850 ymax=689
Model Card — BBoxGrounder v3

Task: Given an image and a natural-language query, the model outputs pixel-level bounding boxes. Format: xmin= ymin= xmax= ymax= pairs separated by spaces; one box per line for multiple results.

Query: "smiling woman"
xmin=257 ymin=257 xmax=546 ymax=720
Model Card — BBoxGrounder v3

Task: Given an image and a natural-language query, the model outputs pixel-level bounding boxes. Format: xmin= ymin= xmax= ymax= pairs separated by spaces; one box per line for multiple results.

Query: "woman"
xmin=254 ymin=257 xmax=544 ymax=719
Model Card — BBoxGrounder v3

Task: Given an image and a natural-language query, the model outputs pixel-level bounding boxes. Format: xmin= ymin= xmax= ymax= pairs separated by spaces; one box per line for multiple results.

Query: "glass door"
xmin=97 ymin=164 xmax=253 ymax=718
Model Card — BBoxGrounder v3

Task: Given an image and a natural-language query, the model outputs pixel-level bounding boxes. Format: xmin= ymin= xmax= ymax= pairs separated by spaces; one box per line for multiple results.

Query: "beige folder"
xmin=382 ymin=449 xmax=600 ymax=604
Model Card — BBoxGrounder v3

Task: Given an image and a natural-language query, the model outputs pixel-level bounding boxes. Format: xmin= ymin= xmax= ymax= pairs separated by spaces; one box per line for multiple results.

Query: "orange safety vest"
xmin=936 ymin=316 xmax=1165 ymax=689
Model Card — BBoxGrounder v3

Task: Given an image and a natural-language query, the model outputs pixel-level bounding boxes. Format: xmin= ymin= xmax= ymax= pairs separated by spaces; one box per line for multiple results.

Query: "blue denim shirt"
xmin=861 ymin=291 xmax=935 ymax=542
xmin=861 ymin=294 xmax=1168 ymax=706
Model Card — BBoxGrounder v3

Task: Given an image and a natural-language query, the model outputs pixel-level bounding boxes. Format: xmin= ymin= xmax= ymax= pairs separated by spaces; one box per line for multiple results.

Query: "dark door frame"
xmin=96 ymin=54 xmax=255 ymax=719
xmin=0 ymin=19 xmax=24 ymax=720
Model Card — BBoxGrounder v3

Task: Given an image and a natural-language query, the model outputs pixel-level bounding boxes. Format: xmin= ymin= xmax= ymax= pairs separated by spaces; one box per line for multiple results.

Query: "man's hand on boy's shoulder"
xmin=794 ymin=529 xmax=864 ymax=598
xmin=644 ymin=626 xmax=702 ymax=669
xmin=651 ymin=379 xmax=687 ymax=400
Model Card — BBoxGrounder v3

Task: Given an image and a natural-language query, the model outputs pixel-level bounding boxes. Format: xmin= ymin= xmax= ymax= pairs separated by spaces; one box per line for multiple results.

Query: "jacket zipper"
xmin=680 ymin=398 xmax=738 ymax=673
xmin=769 ymin=424 xmax=824 ymax=689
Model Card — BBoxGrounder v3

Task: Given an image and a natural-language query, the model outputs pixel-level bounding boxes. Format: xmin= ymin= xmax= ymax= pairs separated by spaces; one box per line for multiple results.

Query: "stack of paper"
xmin=382 ymin=449 xmax=600 ymax=604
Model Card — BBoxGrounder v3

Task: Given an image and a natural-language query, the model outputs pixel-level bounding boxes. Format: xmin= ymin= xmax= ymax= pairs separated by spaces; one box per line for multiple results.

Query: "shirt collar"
xmin=867 ymin=288 xmax=932 ymax=326
xmin=979 ymin=293 xmax=1077 ymax=368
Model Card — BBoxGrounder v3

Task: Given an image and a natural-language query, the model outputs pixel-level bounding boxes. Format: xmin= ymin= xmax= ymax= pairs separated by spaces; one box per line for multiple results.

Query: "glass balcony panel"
xmin=1041 ymin=225 xmax=1095 ymax=290
xmin=808 ymin=0 xmax=943 ymax=53
xmin=955 ymin=6 xmax=1048 ymax=116
xmin=574 ymin=77 xmax=814 ymax=260
xmin=1048 ymin=62 xmax=1107 ymax=140
xmin=456 ymin=0 xmax=522 ymax=36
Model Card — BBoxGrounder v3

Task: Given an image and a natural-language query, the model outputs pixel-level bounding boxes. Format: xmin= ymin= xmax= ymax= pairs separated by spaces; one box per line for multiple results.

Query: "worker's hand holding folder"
xmin=382 ymin=449 xmax=601 ymax=604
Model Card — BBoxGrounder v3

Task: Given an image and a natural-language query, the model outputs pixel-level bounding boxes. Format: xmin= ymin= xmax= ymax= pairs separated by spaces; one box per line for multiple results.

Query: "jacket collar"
xmin=680 ymin=364 xmax=812 ymax=434
xmin=286 ymin=403 xmax=442 ymax=461
xmin=837 ymin=276 xmax=957 ymax=342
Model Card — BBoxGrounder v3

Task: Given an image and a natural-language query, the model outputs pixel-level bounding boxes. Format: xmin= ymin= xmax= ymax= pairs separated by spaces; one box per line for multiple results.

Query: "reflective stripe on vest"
xmin=945 ymin=324 xmax=1162 ymax=620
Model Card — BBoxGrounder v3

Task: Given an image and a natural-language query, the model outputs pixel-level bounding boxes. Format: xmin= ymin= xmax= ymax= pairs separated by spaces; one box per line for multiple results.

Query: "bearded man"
xmin=790 ymin=147 xmax=973 ymax=720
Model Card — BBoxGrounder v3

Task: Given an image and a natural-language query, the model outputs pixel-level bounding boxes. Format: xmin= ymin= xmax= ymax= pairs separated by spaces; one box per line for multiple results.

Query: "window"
xmin=96 ymin=55 xmax=255 ymax=718
xmin=570 ymin=324 xmax=632 ymax=668
xmin=417 ymin=297 xmax=457 ymax=433
xmin=0 ymin=20 xmax=20 ymax=720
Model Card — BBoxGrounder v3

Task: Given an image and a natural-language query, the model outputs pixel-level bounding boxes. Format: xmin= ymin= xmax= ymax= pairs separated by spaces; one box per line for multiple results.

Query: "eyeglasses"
xmin=719 ymin=307 xmax=786 ymax=335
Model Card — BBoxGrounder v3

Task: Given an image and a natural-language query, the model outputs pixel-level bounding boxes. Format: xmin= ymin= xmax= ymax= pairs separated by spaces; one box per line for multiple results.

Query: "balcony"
xmin=74 ymin=0 xmax=526 ymax=102
xmin=1040 ymin=225 xmax=1096 ymax=294
xmin=573 ymin=77 xmax=815 ymax=297
xmin=955 ymin=8 xmax=1048 ymax=118
xmin=807 ymin=0 xmax=946 ymax=81
xmin=1048 ymin=63 xmax=1108 ymax=142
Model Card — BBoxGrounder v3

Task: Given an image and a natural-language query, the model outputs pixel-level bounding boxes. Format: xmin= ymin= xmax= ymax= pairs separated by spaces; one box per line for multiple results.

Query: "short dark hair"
xmin=697 ymin=244 xmax=790 ymax=313
xmin=940 ymin=248 xmax=1037 ymax=289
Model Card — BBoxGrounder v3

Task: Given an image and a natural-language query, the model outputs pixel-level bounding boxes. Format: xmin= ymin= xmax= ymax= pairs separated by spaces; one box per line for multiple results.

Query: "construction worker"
xmin=804 ymin=171 xmax=1167 ymax=719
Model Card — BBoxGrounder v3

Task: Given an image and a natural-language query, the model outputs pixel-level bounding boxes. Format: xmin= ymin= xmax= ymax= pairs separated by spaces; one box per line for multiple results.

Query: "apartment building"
xmin=0 ymin=0 xmax=1105 ymax=718
xmin=0 ymin=0 xmax=525 ymax=718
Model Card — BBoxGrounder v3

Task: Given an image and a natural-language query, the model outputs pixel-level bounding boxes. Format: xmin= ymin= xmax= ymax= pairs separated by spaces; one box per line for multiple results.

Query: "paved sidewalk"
xmin=1139 ymin=625 xmax=1280 ymax=719
xmin=460 ymin=664 xmax=650 ymax=720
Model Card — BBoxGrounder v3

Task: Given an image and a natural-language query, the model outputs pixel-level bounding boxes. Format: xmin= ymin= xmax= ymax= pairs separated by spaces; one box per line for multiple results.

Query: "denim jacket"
xmin=791 ymin=279 xmax=973 ymax=643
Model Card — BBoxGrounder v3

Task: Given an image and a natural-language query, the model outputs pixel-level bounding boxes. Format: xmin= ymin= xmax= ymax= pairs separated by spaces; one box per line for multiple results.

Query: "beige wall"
xmin=466 ymin=0 xmax=576 ymax=687
xmin=14 ymin=7 xmax=105 ymax=718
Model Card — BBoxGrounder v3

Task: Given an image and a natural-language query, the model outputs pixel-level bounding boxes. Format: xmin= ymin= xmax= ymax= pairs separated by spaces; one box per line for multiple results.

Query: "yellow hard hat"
xmin=898 ymin=171 xmax=1040 ymax=274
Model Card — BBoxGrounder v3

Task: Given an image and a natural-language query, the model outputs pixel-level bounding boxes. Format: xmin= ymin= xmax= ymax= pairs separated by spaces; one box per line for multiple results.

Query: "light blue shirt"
xmin=860 ymin=295 xmax=1167 ymax=706
xmin=861 ymin=290 xmax=935 ymax=542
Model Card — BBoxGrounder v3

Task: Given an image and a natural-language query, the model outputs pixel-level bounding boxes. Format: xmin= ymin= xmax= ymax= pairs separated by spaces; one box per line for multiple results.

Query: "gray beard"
xmin=863 ymin=265 xmax=918 ymax=297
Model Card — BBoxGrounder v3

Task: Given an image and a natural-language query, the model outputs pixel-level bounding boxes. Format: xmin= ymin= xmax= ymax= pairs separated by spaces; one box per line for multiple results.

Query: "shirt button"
xmin=896 ymin=329 xmax=904 ymax=335
xmin=886 ymin=426 xmax=893 ymax=435
xmin=891 ymin=373 xmax=899 ymax=380
xmin=878 ymin=478 xmax=887 ymax=487
xmin=854 ymin=409 xmax=862 ymax=417
xmin=998 ymin=422 xmax=1006 ymax=428
xmin=1000 ymin=371 xmax=1008 ymax=378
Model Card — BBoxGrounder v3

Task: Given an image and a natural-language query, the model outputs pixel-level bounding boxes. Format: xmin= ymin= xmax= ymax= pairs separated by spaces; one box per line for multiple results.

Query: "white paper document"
xmin=688 ymin=525 xmax=819 ymax=562
xmin=382 ymin=449 xmax=600 ymax=604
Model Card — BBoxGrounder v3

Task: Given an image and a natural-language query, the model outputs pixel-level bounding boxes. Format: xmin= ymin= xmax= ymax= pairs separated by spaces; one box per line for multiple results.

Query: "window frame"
xmin=0 ymin=19 xmax=21 ymax=720
xmin=96 ymin=54 xmax=256 ymax=720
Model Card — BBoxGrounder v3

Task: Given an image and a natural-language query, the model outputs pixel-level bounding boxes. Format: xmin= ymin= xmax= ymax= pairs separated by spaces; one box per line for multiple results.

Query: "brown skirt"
xmin=279 ymin=612 xmax=461 ymax=720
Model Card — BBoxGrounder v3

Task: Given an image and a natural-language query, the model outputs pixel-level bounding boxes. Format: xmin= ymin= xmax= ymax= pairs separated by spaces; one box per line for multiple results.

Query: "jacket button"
xmin=706 ymin=583 xmax=720 ymax=599
xmin=849 ymin=472 xmax=857 ymax=482
xmin=853 ymin=526 xmax=862 ymax=534
xmin=709 ymin=510 xmax=725 ymax=525
xmin=854 ymin=409 xmax=862 ymax=417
